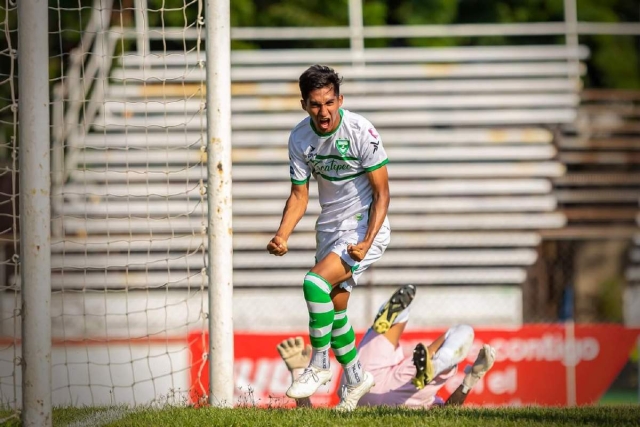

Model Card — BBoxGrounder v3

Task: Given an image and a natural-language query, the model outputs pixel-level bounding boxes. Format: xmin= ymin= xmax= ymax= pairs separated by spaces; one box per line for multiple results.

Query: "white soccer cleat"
xmin=285 ymin=365 xmax=332 ymax=399
xmin=335 ymin=371 xmax=375 ymax=412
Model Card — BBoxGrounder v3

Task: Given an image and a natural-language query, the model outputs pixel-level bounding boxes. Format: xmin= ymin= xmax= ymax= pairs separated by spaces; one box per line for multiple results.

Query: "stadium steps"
xmin=50 ymin=45 xmax=588 ymax=325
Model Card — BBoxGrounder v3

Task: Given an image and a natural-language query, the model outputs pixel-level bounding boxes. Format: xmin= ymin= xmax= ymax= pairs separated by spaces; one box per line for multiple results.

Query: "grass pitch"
xmin=2 ymin=405 xmax=640 ymax=427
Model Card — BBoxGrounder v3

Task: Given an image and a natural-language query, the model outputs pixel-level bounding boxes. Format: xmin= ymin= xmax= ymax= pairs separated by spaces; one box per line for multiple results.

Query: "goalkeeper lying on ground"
xmin=277 ymin=284 xmax=496 ymax=408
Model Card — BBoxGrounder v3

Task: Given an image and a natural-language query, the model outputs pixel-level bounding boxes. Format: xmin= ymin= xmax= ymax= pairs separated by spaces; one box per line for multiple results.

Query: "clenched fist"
xmin=267 ymin=235 xmax=288 ymax=256
xmin=347 ymin=242 xmax=370 ymax=262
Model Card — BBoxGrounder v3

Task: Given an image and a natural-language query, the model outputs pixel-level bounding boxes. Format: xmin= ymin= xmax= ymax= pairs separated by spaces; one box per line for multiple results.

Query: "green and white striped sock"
xmin=303 ymin=272 xmax=334 ymax=370
xmin=331 ymin=310 xmax=364 ymax=385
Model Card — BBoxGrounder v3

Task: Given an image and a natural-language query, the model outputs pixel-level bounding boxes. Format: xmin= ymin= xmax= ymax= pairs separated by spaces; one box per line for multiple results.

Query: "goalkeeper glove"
xmin=462 ymin=344 xmax=496 ymax=393
xmin=276 ymin=336 xmax=312 ymax=372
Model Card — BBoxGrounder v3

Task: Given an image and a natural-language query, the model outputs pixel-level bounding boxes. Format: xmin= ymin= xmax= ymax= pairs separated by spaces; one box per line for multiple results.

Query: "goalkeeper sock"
xmin=302 ymin=272 xmax=334 ymax=370
xmin=432 ymin=324 xmax=474 ymax=377
xmin=331 ymin=310 xmax=363 ymax=385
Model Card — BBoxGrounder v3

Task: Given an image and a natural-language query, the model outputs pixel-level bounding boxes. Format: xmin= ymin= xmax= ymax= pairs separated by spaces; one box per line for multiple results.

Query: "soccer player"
xmin=267 ymin=64 xmax=391 ymax=411
xmin=277 ymin=285 xmax=497 ymax=409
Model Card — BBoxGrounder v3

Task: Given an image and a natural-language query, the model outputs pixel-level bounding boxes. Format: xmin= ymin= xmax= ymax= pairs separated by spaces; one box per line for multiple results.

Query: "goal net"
xmin=51 ymin=0 xmax=211 ymax=406
xmin=2 ymin=0 xmax=212 ymax=408
xmin=1 ymin=0 xmax=588 ymax=412
xmin=0 ymin=0 xmax=20 ymax=414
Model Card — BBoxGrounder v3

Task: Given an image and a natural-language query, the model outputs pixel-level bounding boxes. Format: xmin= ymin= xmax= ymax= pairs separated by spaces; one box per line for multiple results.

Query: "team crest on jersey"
xmin=336 ymin=139 xmax=350 ymax=156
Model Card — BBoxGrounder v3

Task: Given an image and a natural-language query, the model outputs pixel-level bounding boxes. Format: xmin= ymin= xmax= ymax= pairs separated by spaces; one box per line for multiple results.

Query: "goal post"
xmin=1 ymin=0 xmax=234 ymax=411
xmin=204 ymin=0 xmax=234 ymax=407
xmin=18 ymin=0 xmax=52 ymax=426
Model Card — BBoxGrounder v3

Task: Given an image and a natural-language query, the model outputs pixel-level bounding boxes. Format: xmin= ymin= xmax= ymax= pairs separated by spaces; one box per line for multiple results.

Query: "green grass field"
xmin=600 ymin=389 xmax=638 ymax=406
xmin=3 ymin=405 xmax=640 ymax=427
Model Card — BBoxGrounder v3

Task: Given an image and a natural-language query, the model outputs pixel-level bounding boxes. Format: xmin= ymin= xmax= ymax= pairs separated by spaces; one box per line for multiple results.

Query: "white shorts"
xmin=315 ymin=219 xmax=390 ymax=292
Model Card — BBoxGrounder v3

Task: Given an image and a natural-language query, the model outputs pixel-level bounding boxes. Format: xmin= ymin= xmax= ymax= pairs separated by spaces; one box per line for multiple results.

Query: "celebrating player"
xmin=277 ymin=285 xmax=497 ymax=409
xmin=267 ymin=64 xmax=391 ymax=411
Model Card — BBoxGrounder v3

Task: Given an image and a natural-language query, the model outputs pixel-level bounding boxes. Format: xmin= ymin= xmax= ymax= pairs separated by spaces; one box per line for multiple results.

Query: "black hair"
xmin=298 ymin=64 xmax=343 ymax=102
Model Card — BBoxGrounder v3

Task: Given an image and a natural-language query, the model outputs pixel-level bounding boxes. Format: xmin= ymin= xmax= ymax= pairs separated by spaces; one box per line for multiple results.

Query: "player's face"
xmin=301 ymin=85 xmax=344 ymax=134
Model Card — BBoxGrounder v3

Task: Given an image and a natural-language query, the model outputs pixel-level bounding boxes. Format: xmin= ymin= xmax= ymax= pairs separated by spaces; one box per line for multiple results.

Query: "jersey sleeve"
xmin=358 ymin=123 xmax=389 ymax=172
xmin=288 ymin=133 xmax=311 ymax=184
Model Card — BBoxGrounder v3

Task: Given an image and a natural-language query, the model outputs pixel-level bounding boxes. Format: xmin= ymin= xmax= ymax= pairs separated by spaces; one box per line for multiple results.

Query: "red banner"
xmin=188 ymin=324 xmax=639 ymax=407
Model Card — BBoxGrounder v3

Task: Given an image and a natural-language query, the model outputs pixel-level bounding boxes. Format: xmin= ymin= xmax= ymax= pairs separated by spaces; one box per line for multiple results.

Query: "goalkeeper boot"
xmin=372 ymin=284 xmax=416 ymax=334
xmin=411 ymin=342 xmax=435 ymax=390
xmin=286 ymin=365 xmax=332 ymax=399
xmin=335 ymin=371 xmax=375 ymax=412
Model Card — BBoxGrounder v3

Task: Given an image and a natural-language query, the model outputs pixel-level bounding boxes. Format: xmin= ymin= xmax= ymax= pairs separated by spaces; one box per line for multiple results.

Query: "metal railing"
xmin=51 ymin=0 xmax=115 ymax=194
xmin=111 ymin=21 xmax=640 ymax=42
xmin=51 ymin=0 xmax=640 ymax=228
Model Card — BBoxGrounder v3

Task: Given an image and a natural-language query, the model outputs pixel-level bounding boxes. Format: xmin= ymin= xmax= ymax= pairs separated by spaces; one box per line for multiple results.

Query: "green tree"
xmin=575 ymin=0 xmax=640 ymax=88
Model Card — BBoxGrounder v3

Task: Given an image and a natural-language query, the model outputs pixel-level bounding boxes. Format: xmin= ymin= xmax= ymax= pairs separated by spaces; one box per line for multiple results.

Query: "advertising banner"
xmin=188 ymin=325 xmax=639 ymax=407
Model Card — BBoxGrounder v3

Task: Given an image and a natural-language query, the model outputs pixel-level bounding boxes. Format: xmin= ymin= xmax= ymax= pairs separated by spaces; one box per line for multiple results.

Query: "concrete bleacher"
xmin=551 ymin=90 xmax=640 ymax=239
xmin=550 ymin=89 xmax=640 ymax=327
xmin=51 ymin=44 xmax=587 ymax=325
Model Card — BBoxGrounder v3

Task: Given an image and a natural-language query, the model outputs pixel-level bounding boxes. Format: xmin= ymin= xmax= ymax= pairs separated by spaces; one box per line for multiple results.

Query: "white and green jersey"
xmin=288 ymin=109 xmax=389 ymax=231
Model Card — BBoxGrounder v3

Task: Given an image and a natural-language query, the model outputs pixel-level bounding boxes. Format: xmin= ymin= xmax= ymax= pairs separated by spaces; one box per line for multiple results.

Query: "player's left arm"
xmin=347 ymin=123 xmax=390 ymax=262
xmin=347 ymin=166 xmax=389 ymax=261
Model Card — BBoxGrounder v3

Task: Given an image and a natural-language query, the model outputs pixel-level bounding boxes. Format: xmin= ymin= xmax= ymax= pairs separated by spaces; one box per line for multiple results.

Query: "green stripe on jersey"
xmin=317 ymin=170 xmax=366 ymax=182
xmin=291 ymin=176 xmax=310 ymax=185
xmin=315 ymin=154 xmax=359 ymax=161
xmin=364 ymin=158 xmax=389 ymax=172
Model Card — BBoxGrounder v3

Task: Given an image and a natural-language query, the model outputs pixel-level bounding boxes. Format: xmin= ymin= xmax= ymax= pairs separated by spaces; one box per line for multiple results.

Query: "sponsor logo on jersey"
xmin=304 ymin=145 xmax=317 ymax=162
xmin=336 ymin=139 xmax=350 ymax=156
xmin=368 ymin=128 xmax=379 ymax=138
xmin=370 ymin=140 xmax=379 ymax=153
xmin=312 ymin=158 xmax=350 ymax=174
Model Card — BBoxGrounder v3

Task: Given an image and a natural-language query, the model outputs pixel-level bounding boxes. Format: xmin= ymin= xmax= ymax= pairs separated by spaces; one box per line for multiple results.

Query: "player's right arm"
xmin=268 ymin=133 xmax=312 ymax=256
xmin=267 ymin=182 xmax=309 ymax=256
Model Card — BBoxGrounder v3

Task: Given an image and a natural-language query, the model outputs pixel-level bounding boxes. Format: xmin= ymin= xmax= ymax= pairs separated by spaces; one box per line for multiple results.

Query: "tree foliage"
xmin=220 ymin=0 xmax=639 ymax=88
xmin=1 ymin=0 xmax=639 ymax=133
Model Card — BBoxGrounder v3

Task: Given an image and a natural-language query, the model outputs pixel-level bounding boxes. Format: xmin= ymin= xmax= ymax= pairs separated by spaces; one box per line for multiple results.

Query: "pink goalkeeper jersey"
xmin=356 ymin=330 xmax=457 ymax=408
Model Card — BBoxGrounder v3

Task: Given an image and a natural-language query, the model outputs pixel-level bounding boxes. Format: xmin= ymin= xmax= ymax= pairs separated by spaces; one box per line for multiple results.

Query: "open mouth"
xmin=318 ymin=117 xmax=331 ymax=131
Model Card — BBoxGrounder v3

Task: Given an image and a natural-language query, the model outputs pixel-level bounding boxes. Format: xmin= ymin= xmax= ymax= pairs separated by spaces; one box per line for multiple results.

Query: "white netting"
xmin=0 ymin=0 xmax=19 ymax=415
xmin=47 ymin=0 xmax=208 ymax=406
xmin=4 ymin=0 xmax=618 ymax=412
